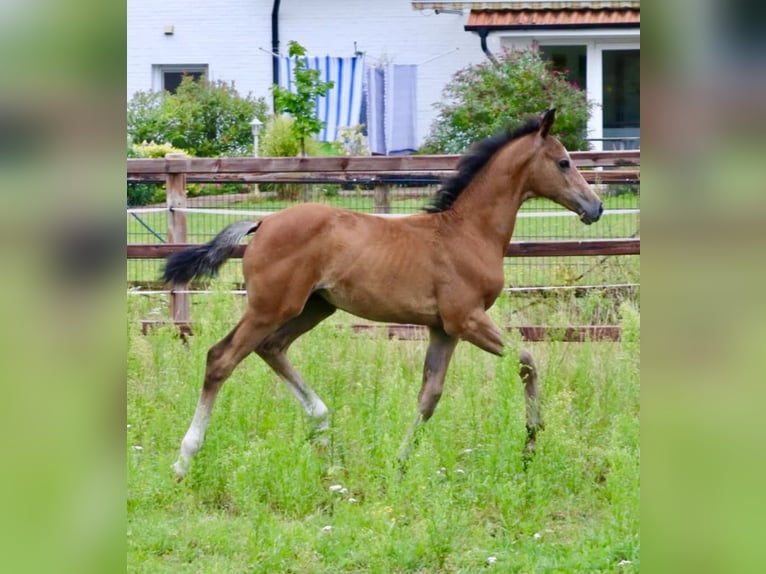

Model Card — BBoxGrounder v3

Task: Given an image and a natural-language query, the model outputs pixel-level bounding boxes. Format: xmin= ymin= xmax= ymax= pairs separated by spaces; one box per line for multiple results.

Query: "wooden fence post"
xmin=374 ymin=183 xmax=390 ymax=214
xmin=165 ymin=153 xmax=189 ymax=328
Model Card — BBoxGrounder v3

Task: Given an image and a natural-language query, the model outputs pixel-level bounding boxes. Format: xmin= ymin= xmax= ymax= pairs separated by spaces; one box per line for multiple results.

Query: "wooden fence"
xmin=127 ymin=150 xmax=639 ymax=340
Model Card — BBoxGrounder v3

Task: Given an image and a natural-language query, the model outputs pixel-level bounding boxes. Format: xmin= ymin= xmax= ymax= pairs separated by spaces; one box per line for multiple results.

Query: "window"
xmin=152 ymin=65 xmax=208 ymax=93
xmin=602 ymin=50 xmax=640 ymax=141
xmin=539 ymin=45 xmax=587 ymax=90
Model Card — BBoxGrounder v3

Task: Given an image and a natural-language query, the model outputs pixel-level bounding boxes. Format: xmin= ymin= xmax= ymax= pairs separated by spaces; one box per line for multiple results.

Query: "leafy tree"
xmin=422 ymin=47 xmax=593 ymax=154
xmin=127 ymin=76 xmax=269 ymax=157
xmin=272 ymin=41 xmax=335 ymax=156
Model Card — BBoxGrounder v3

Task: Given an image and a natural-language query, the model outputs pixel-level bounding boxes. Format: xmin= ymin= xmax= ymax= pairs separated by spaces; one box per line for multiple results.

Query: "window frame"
xmin=152 ymin=64 xmax=209 ymax=93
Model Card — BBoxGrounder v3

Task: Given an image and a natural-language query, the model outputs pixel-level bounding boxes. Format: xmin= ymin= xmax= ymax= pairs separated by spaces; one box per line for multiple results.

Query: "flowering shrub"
xmin=128 ymin=141 xmax=186 ymax=159
xmin=126 ymin=140 xmax=189 ymax=206
xmin=421 ymin=47 xmax=593 ymax=154
xmin=336 ymin=125 xmax=370 ymax=156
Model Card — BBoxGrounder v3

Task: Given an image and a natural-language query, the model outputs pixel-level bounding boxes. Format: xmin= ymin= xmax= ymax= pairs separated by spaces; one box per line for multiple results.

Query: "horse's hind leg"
xmin=398 ymin=327 xmax=459 ymax=464
xmin=519 ymin=348 xmax=543 ymax=454
xmin=256 ymin=295 xmax=336 ymax=440
xmin=173 ymin=312 xmax=263 ymax=480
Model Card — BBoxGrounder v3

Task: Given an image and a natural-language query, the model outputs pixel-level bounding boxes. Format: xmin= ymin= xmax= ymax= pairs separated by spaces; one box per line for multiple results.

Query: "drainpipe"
xmin=477 ymin=28 xmax=499 ymax=65
xmin=271 ymin=0 xmax=281 ymax=91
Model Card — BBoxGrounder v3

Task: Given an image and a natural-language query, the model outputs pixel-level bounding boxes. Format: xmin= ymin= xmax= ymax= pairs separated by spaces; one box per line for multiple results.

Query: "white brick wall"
xmin=127 ymin=0 xmax=273 ymax=99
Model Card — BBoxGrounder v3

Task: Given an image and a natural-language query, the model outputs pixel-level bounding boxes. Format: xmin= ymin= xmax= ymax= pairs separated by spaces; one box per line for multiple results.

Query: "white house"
xmin=127 ymin=0 xmax=639 ymax=151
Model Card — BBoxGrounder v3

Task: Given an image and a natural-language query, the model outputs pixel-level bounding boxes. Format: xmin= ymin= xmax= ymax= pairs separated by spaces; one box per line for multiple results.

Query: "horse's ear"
xmin=539 ymin=109 xmax=556 ymax=139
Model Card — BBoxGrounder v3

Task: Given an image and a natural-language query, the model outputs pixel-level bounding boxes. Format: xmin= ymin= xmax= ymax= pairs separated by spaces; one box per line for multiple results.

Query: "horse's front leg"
xmin=519 ymin=348 xmax=543 ymax=454
xmin=444 ymin=308 xmax=545 ymax=458
xmin=445 ymin=307 xmax=505 ymax=356
xmin=398 ymin=327 xmax=458 ymax=464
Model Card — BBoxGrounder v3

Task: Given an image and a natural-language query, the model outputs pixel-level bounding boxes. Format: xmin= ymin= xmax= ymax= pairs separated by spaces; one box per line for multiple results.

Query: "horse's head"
xmin=525 ymin=109 xmax=603 ymax=225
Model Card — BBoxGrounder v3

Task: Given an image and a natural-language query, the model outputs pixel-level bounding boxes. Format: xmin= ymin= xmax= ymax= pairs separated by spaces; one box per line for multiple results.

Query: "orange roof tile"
xmin=465 ymin=8 xmax=640 ymax=30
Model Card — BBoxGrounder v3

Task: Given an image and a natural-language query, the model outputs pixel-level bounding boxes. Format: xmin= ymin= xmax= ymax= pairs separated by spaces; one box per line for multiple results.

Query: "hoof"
xmin=308 ymin=426 xmax=330 ymax=446
xmin=173 ymin=459 xmax=189 ymax=482
xmin=522 ymin=424 xmax=542 ymax=469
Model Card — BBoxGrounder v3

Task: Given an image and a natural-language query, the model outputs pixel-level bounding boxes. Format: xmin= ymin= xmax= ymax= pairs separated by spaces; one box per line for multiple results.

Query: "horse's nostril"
xmin=598 ymin=203 xmax=604 ymax=216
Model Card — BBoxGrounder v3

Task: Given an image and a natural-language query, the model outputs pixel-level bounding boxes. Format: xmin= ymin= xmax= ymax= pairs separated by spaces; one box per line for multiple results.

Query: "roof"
xmin=413 ymin=1 xmax=640 ymax=10
xmin=465 ymin=7 xmax=640 ymax=30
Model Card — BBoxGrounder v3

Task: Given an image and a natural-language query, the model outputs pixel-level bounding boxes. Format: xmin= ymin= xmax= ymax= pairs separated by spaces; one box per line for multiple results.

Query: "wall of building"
xmin=127 ymin=0 xmax=273 ymax=100
xmin=500 ymin=31 xmax=640 ymax=147
xmin=128 ymin=1 xmax=490 ymax=148
xmin=127 ymin=1 xmax=639 ymax=149
xmin=276 ymin=2 xmax=486 ymax=147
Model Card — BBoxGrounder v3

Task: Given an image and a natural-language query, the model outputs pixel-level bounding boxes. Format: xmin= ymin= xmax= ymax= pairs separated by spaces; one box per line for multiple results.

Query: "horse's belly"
xmin=317 ymin=287 xmax=440 ymax=326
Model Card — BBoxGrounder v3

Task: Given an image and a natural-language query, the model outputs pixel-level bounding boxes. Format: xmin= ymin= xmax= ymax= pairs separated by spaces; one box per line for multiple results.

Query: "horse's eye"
xmin=558 ymin=159 xmax=570 ymax=170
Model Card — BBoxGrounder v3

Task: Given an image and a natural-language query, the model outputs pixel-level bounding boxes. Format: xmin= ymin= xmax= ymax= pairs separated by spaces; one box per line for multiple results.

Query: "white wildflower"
xmin=487 ymin=556 xmax=497 ymax=565
xmin=533 ymin=532 xmax=542 ymax=539
xmin=328 ymin=484 xmax=344 ymax=492
xmin=132 ymin=445 xmax=143 ymax=451
xmin=321 ymin=525 xmax=332 ymax=532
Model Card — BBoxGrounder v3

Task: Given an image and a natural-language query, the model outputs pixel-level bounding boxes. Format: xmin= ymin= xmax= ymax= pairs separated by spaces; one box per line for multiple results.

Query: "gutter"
xmin=477 ymin=28 xmax=499 ymax=65
xmin=271 ymin=0 xmax=281 ymax=90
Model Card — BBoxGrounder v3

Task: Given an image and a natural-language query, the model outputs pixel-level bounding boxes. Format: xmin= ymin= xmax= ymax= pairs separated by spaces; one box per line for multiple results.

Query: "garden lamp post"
xmin=250 ymin=117 xmax=263 ymax=195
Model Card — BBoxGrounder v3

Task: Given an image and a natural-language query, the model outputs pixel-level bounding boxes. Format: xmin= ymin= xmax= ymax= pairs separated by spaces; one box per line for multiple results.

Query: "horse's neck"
xmin=451 ymin=146 xmax=529 ymax=248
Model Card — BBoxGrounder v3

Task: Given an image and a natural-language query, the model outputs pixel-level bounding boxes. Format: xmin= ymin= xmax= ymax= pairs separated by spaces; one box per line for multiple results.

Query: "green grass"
xmin=128 ymin=295 xmax=640 ymax=572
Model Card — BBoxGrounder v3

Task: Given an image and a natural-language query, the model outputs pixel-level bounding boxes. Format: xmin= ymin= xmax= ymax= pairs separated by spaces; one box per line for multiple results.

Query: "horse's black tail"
xmin=161 ymin=220 xmax=261 ymax=285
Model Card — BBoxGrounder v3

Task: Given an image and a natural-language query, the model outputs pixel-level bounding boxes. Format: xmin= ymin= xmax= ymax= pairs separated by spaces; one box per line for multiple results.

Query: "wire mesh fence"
xmin=127 ymin=179 xmax=639 ymax=289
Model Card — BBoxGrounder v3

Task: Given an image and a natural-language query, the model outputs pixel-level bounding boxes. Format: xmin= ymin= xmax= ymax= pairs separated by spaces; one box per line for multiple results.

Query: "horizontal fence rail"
xmin=128 ymin=151 xmax=640 ymax=185
xmin=128 ymin=150 xmax=640 ymax=341
xmin=127 ymin=150 xmax=639 ymax=174
xmin=127 ymin=238 xmax=640 ymax=259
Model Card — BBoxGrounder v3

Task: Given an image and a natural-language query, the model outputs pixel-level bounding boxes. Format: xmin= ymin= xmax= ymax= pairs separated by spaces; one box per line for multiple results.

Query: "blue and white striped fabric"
xmin=277 ymin=55 xmax=365 ymax=142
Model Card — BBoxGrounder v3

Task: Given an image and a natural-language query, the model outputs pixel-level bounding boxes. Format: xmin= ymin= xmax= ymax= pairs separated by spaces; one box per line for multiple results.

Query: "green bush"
xmin=259 ymin=114 xmax=320 ymax=157
xmin=128 ymin=76 xmax=269 ymax=157
xmin=421 ymin=47 xmax=593 ymax=154
xmin=259 ymin=114 xmax=321 ymax=200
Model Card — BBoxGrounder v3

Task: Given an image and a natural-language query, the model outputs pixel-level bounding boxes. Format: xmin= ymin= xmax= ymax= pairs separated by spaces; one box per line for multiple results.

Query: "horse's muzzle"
xmin=580 ymin=202 xmax=604 ymax=225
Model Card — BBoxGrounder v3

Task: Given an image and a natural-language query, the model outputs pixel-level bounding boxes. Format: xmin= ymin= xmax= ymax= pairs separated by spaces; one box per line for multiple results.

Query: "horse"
xmin=163 ymin=109 xmax=603 ymax=480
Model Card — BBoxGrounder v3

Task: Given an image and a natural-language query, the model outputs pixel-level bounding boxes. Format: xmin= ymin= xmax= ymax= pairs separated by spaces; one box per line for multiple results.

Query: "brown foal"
xmin=163 ymin=109 xmax=602 ymax=479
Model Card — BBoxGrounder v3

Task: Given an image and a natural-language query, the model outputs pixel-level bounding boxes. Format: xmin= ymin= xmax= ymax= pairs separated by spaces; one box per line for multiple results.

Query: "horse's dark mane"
xmin=425 ymin=117 xmax=542 ymax=213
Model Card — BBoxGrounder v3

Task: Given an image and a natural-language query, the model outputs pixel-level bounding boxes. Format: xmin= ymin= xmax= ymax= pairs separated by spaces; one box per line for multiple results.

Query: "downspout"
xmin=477 ymin=28 xmax=499 ymax=65
xmin=271 ymin=0 xmax=281 ymax=98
